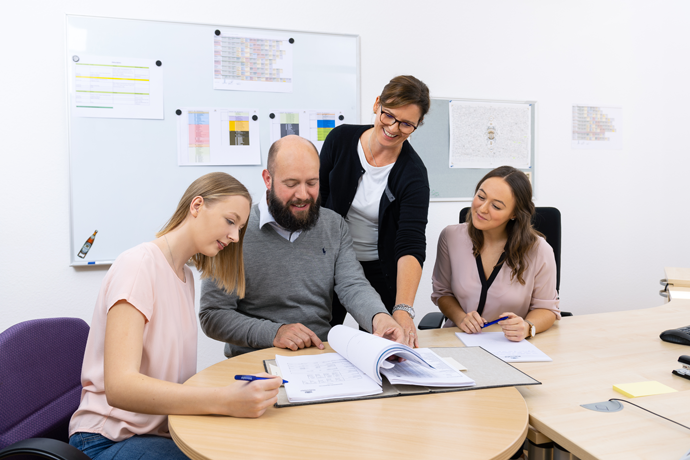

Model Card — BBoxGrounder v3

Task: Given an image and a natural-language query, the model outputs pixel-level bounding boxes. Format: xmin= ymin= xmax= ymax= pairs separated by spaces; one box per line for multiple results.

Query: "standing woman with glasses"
xmin=320 ymin=75 xmax=431 ymax=348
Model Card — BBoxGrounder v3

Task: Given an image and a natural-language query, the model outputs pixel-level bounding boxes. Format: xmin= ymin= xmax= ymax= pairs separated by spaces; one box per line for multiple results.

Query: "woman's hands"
xmin=497 ymin=312 xmax=529 ymax=342
xmin=219 ymin=373 xmax=282 ymax=418
xmin=392 ymin=310 xmax=419 ymax=348
xmin=458 ymin=311 xmax=486 ymax=334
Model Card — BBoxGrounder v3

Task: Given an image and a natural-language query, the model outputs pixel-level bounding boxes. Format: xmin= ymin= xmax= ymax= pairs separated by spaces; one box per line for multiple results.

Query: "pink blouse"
xmin=69 ymin=242 xmax=196 ymax=441
xmin=431 ymin=223 xmax=560 ymax=326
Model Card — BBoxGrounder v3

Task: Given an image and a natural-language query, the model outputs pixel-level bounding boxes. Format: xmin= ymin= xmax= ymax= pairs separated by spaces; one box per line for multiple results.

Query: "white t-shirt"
xmin=345 ymin=140 xmax=394 ymax=261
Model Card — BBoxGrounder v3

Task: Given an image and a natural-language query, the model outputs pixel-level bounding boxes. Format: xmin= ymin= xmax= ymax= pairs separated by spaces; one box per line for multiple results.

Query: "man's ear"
xmin=261 ymin=169 xmax=272 ymax=190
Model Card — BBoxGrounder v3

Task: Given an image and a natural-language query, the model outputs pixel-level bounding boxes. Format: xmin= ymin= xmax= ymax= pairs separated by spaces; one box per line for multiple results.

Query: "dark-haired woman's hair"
xmin=465 ymin=166 xmax=542 ymax=285
xmin=379 ymin=75 xmax=431 ymax=125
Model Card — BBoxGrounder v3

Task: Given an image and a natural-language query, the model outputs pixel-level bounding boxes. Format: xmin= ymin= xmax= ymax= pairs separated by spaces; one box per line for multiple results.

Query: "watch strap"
xmin=525 ymin=319 xmax=536 ymax=338
xmin=392 ymin=303 xmax=415 ymax=319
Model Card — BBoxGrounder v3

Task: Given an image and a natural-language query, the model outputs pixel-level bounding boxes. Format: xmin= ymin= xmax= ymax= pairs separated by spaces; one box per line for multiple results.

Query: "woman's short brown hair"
xmin=379 ymin=75 xmax=431 ymax=125
xmin=156 ymin=172 xmax=251 ymax=296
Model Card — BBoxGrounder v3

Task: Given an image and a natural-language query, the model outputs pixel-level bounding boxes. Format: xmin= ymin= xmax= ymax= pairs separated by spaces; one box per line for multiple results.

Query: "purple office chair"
xmin=0 ymin=317 xmax=91 ymax=459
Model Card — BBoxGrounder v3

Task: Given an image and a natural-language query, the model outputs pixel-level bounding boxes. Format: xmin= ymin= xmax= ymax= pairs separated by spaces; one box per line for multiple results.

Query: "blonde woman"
xmin=69 ymin=173 xmax=281 ymax=459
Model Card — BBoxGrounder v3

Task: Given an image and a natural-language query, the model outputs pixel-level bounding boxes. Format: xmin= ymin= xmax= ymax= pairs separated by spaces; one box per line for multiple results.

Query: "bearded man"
xmin=199 ymin=135 xmax=406 ymax=357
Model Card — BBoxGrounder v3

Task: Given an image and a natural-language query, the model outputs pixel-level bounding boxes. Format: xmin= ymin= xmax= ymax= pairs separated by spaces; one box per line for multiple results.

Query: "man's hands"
xmin=372 ymin=313 xmax=407 ymax=345
xmin=273 ymin=323 xmax=325 ymax=351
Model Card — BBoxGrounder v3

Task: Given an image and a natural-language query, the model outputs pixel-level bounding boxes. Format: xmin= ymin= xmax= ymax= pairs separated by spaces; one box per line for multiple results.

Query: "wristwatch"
xmin=392 ymin=303 xmax=415 ymax=319
xmin=525 ymin=319 xmax=536 ymax=339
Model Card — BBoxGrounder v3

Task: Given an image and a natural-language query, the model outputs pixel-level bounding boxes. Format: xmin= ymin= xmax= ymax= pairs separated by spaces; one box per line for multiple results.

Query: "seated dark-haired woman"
xmin=431 ymin=166 xmax=560 ymax=341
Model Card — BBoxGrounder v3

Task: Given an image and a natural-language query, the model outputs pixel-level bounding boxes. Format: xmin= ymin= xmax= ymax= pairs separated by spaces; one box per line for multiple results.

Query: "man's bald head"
xmin=266 ymin=135 xmax=319 ymax=175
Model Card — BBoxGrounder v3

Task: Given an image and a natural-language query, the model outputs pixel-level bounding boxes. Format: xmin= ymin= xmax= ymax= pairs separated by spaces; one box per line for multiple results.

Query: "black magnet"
xmin=339 ymin=115 xmax=344 ymax=121
xmin=269 ymin=113 xmax=275 ymax=119
xmin=155 ymin=60 xmax=162 ymax=67
xmin=252 ymin=115 xmax=258 ymax=121
xmin=215 ymin=30 xmax=221 ymax=36
xmin=289 ymin=38 xmax=294 ymax=44
xmin=176 ymin=109 xmax=182 ymax=116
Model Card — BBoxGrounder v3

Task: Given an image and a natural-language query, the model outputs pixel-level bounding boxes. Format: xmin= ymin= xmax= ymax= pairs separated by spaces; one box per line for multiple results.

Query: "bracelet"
xmin=392 ymin=303 xmax=415 ymax=319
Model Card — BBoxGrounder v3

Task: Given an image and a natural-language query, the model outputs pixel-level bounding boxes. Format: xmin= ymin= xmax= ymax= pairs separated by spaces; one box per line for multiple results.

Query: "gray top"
xmin=199 ymin=204 xmax=389 ymax=357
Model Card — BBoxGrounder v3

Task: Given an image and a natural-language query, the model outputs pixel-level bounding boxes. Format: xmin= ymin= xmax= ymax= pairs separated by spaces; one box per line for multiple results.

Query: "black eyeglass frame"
xmin=378 ymin=106 xmax=419 ymax=134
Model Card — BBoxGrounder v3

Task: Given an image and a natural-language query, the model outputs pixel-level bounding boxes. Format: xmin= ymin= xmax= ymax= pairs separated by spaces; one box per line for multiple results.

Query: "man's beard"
xmin=267 ymin=187 xmax=321 ymax=232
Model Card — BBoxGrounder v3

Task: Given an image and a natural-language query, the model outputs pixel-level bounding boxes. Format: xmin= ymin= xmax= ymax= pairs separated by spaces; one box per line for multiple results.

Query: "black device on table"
xmin=660 ymin=326 xmax=690 ymax=346
xmin=673 ymin=355 xmax=690 ymax=381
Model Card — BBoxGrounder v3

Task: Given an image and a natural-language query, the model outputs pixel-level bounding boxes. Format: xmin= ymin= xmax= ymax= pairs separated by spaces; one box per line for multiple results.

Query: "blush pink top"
xmin=69 ymin=242 xmax=196 ymax=441
xmin=431 ymin=224 xmax=560 ymax=326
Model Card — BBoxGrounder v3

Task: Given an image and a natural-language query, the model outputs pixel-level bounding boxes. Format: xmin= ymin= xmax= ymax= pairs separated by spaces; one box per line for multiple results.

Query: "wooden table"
xmin=422 ymin=299 xmax=690 ymax=460
xmin=169 ymin=344 xmax=529 ymax=460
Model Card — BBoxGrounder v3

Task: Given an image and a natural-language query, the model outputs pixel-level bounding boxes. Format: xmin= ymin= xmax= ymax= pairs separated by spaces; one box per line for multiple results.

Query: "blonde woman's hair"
xmin=156 ymin=172 xmax=251 ymax=297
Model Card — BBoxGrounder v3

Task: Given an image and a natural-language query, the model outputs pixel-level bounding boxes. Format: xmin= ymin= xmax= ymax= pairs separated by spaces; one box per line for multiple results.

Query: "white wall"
xmin=2 ymin=0 xmax=689 ymax=372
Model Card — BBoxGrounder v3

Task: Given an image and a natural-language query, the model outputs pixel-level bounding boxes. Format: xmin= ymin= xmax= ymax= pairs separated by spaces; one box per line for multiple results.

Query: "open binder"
xmin=265 ymin=345 xmax=540 ymax=408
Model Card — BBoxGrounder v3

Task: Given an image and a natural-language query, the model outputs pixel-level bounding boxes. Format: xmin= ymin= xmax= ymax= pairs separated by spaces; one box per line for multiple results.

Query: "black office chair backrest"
xmin=459 ymin=207 xmax=561 ymax=292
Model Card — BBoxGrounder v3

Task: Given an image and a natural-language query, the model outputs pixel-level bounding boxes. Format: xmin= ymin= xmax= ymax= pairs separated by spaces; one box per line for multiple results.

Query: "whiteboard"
xmin=409 ymin=98 xmax=536 ymax=201
xmin=66 ymin=15 xmax=359 ymax=265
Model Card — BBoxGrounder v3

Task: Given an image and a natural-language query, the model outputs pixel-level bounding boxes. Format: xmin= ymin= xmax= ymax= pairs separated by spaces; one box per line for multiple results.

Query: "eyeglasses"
xmin=379 ymin=108 xmax=418 ymax=134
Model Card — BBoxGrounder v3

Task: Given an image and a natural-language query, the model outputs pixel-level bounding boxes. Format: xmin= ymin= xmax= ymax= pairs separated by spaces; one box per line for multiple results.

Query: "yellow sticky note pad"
xmin=613 ymin=381 xmax=677 ymax=398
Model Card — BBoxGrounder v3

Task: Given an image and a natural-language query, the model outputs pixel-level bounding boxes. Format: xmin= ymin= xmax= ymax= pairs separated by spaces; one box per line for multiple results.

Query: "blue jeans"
xmin=69 ymin=432 xmax=189 ymax=459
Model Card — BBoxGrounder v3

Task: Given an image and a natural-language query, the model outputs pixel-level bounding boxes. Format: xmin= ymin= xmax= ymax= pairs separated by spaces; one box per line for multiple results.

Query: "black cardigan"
xmin=319 ymin=124 xmax=430 ymax=295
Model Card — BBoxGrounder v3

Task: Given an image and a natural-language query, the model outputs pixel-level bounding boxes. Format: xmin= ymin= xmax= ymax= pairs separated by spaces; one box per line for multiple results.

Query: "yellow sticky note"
xmin=613 ymin=381 xmax=677 ymax=398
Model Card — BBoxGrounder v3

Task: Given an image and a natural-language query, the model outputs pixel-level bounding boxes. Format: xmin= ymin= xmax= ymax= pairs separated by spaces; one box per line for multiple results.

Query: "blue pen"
xmin=235 ymin=374 xmax=288 ymax=384
xmin=482 ymin=316 xmax=509 ymax=328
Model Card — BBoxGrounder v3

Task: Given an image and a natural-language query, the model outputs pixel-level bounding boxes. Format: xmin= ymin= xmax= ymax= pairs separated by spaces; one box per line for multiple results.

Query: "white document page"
xmin=380 ymin=348 xmax=475 ymax=387
xmin=456 ymin=332 xmax=552 ymax=362
xmin=70 ymin=54 xmax=164 ymax=119
xmin=275 ymin=353 xmax=382 ymax=403
xmin=213 ymin=31 xmax=293 ymax=93
xmin=327 ymin=325 xmax=431 ymax=385
xmin=448 ymin=100 xmax=531 ymax=169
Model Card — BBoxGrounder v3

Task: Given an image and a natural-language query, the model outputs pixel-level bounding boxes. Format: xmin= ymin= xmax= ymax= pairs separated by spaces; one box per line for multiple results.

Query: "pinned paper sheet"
xmin=613 ymin=381 xmax=677 ymax=398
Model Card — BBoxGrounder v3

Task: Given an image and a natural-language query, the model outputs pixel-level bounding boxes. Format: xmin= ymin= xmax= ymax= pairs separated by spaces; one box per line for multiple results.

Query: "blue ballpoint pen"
xmin=481 ymin=316 xmax=509 ymax=328
xmin=235 ymin=374 xmax=288 ymax=384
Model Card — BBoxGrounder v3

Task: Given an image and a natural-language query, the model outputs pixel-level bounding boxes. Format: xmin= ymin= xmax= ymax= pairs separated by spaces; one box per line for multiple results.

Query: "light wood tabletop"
xmin=169 ymin=343 xmax=529 ymax=460
xmin=422 ymin=299 xmax=690 ymax=460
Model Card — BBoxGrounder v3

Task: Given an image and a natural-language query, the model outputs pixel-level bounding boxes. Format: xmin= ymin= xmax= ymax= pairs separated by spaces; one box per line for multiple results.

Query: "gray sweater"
xmin=199 ymin=204 xmax=388 ymax=357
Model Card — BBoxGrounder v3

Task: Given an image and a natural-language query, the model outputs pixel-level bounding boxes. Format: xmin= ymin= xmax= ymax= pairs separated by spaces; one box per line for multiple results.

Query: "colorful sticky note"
xmin=613 ymin=381 xmax=677 ymax=398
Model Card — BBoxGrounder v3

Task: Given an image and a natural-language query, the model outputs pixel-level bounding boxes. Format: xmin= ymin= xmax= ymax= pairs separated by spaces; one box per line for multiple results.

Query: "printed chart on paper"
xmin=213 ymin=32 xmax=293 ymax=92
xmin=71 ymin=54 xmax=163 ymax=119
xmin=268 ymin=109 xmax=344 ymax=152
xmin=177 ymin=107 xmax=261 ymax=166
xmin=571 ymin=105 xmax=622 ymax=150
xmin=448 ymin=101 xmax=531 ymax=169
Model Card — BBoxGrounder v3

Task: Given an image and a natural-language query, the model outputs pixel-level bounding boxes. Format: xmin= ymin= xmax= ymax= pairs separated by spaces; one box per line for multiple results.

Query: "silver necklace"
xmin=367 ymin=130 xmax=379 ymax=167
xmin=164 ymin=235 xmax=185 ymax=282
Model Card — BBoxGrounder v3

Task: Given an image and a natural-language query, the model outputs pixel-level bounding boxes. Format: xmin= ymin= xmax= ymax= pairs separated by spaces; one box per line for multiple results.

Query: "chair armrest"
xmin=418 ymin=312 xmax=445 ymax=330
xmin=0 ymin=438 xmax=91 ymax=460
